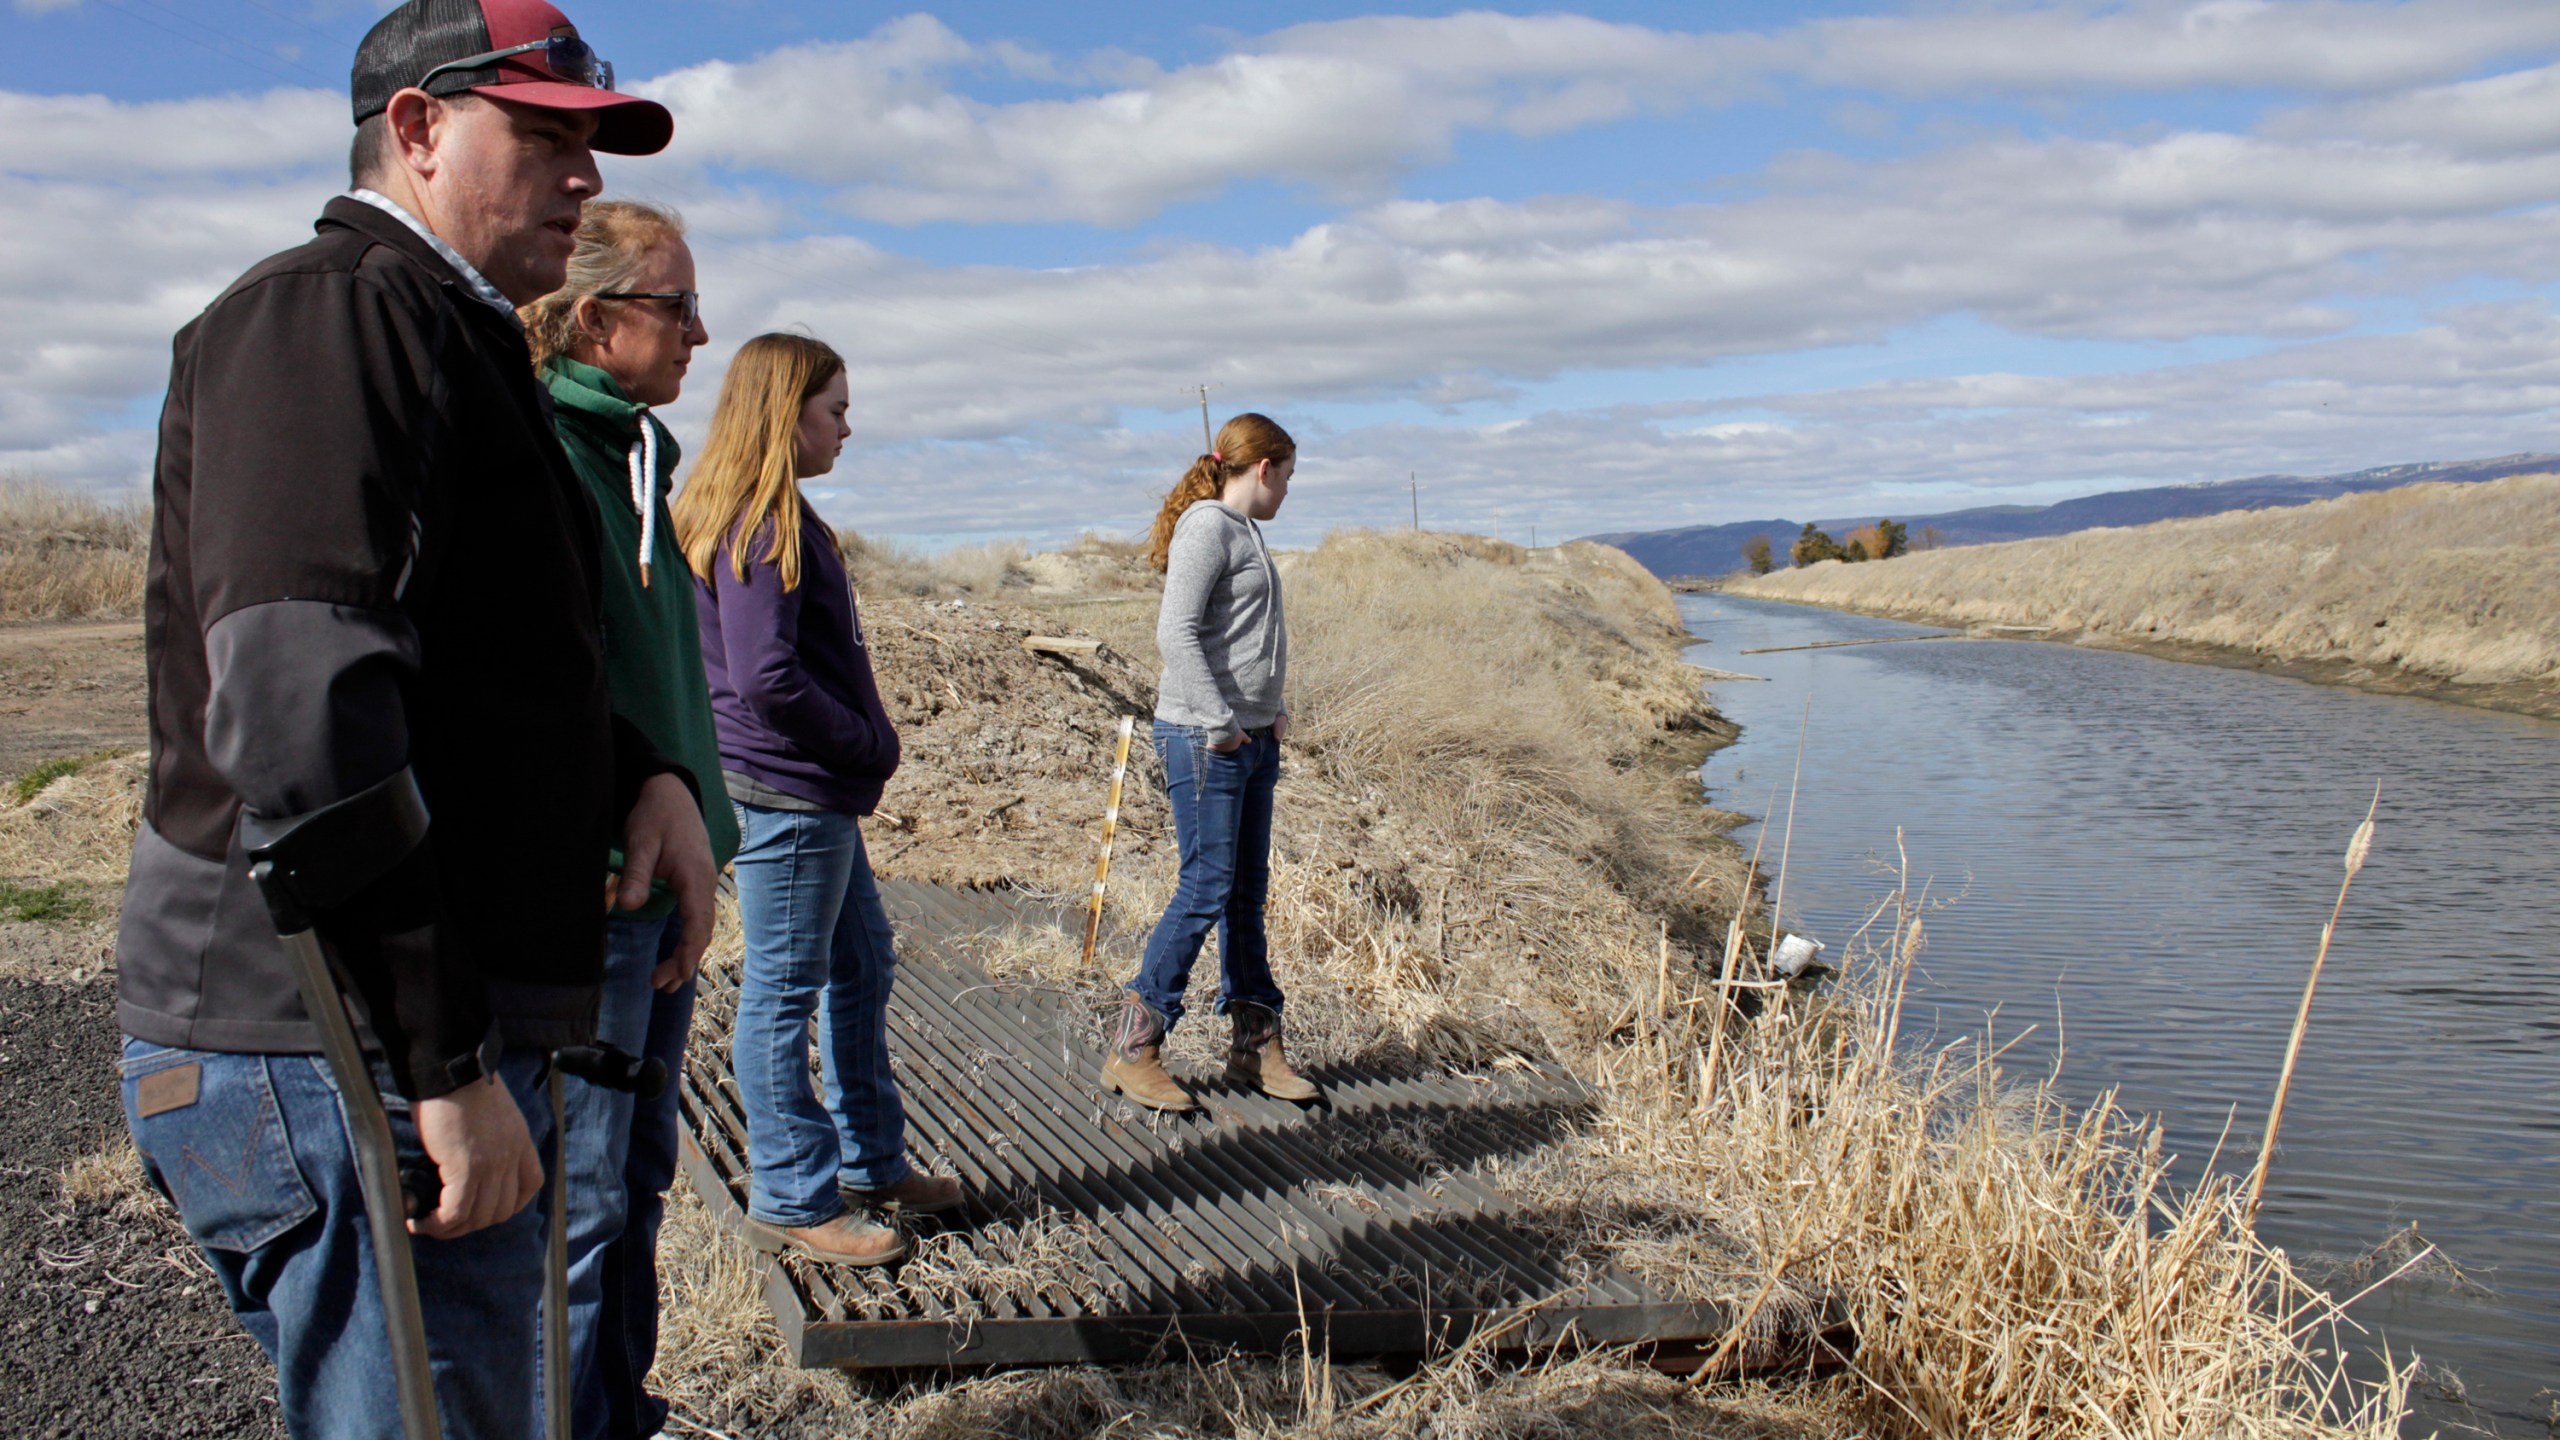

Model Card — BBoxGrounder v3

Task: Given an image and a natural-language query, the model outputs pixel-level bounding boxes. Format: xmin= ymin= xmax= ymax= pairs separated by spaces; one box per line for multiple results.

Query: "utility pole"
xmin=1409 ymin=473 xmax=1421 ymax=530
xmin=1180 ymin=383 xmax=1222 ymax=453
xmin=1492 ymin=508 xmax=1503 ymax=543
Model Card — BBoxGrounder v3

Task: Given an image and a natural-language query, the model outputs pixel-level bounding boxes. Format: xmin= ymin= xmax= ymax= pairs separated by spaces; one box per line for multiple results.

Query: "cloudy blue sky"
xmin=5 ymin=1 xmax=2558 ymax=548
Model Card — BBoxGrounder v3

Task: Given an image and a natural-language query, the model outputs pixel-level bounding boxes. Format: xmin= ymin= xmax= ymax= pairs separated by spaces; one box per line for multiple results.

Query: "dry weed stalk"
xmin=2245 ymin=786 xmax=2379 ymax=1225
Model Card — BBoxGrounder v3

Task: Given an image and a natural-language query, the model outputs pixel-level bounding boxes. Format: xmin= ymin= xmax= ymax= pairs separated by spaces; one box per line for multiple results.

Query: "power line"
xmin=94 ymin=0 xmax=338 ymax=89
xmin=226 ymin=0 xmax=352 ymax=45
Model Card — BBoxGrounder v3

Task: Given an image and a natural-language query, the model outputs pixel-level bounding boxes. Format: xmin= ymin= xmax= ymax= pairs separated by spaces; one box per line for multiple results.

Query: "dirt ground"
xmin=0 ymin=621 xmax=148 ymax=785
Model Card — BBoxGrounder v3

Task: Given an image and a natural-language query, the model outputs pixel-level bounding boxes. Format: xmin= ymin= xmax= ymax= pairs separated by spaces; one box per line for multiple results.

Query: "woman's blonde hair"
xmin=1146 ymin=413 xmax=1295 ymax=572
xmin=671 ymin=333 xmax=845 ymax=592
xmin=518 ymin=200 xmax=685 ymax=372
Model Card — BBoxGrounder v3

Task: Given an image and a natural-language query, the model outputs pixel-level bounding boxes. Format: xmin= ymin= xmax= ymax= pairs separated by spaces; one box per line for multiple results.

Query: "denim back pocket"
xmin=119 ymin=1044 xmax=318 ymax=1253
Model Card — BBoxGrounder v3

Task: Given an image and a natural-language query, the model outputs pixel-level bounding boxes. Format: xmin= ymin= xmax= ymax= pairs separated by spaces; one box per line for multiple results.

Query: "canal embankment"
xmin=1723 ymin=472 xmax=2560 ymax=720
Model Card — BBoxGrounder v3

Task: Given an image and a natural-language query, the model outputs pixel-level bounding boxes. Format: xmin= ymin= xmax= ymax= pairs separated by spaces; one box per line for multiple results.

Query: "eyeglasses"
xmin=595 ymin=290 xmax=701 ymax=330
xmin=418 ymin=30 xmax=615 ymax=95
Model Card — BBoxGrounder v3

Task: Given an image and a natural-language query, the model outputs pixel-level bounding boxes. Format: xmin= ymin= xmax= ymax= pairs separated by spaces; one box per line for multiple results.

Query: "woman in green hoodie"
xmin=520 ymin=200 xmax=737 ymax=1440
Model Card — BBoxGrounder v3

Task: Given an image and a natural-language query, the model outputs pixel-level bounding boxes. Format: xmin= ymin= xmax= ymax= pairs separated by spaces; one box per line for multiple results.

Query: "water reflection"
xmin=1684 ymin=593 xmax=2560 ymax=1432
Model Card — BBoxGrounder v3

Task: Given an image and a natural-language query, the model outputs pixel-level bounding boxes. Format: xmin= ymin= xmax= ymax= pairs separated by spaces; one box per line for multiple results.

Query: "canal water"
xmin=1682 ymin=592 xmax=2559 ymax=1433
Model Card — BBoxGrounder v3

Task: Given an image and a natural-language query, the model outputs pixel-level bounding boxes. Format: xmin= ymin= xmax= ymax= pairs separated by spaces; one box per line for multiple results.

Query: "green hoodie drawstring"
xmin=627 ymin=407 xmax=659 ymax=588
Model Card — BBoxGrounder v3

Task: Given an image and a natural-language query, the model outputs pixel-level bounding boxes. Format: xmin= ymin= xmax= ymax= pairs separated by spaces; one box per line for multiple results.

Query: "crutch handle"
xmin=551 ymin=1042 xmax=667 ymax=1099
xmin=401 ymin=1161 xmax=441 ymax=1221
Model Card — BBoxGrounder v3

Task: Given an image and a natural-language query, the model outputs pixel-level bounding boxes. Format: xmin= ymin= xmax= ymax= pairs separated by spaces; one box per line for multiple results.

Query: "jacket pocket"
xmin=120 ymin=1045 xmax=318 ymax=1253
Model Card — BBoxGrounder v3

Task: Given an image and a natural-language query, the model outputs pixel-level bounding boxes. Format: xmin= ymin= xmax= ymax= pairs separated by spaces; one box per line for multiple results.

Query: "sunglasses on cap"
xmin=595 ymin=290 xmax=701 ymax=330
xmin=418 ymin=29 xmax=615 ymax=94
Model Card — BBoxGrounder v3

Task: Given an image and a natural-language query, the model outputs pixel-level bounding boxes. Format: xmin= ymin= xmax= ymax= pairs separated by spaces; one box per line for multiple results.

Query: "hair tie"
xmin=1210 ymin=450 xmax=1224 ymax=462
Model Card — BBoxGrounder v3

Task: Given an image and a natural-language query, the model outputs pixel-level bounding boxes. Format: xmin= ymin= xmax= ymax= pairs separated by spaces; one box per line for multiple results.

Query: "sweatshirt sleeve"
xmin=186 ymin=269 xmax=490 ymax=1100
xmin=1156 ymin=509 xmax=1241 ymax=744
xmin=716 ymin=540 xmax=897 ymax=777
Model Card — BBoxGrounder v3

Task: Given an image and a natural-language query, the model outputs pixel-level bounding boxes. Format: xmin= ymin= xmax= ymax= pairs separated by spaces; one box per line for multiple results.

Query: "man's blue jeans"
xmin=559 ymin=911 xmax=693 ymax=1440
xmin=730 ymin=802 xmax=913 ymax=1226
xmin=1129 ymin=721 xmax=1285 ymax=1030
xmin=119 ymin=1038 xmax=552 ymax=1440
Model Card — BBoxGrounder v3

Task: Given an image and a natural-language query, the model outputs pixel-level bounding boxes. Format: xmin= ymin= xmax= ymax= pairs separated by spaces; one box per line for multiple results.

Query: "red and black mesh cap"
xmin=351 ymin=0 xmax=672 ymax=156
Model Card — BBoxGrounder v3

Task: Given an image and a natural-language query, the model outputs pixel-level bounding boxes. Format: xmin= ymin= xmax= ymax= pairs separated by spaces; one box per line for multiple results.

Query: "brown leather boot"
xmin=742 ymin=1213 xmax=908 ymax=1267
xmin=843 ymin=1171 xmax=966 ymax=1215
xmin=1225 ymin=1001 xmax=1321 ymax=1102
xmin=1101 ymin=995 xmax=1198 ymax=1112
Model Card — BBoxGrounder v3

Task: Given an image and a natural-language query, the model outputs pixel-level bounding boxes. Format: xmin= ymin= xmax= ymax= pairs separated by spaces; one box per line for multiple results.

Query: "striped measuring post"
xmin=1082 ymin=716 xmax=1137 ymax=969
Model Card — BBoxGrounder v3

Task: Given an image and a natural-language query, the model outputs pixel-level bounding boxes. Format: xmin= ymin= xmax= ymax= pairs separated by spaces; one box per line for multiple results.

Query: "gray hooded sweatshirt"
xmin=1156 ymin=500 xmax=1287 ymax=745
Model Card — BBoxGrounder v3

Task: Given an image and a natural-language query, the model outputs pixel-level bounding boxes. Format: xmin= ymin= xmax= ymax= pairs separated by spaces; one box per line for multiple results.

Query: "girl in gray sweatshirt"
xmin=1103 ymin=414 xmax=1324 ymax=1113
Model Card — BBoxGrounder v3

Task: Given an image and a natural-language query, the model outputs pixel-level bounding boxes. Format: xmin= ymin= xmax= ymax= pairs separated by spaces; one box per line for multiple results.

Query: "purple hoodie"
xmin=695 ymin=510 xmax=899 ymax=815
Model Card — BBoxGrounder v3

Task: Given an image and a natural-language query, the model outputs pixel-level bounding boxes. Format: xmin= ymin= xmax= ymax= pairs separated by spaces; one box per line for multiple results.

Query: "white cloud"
xmin=636 ymin=4 xmax=2560 ymax=227
xmin=1802 ymin=0 xmax=2560 ymax=96
xmin=635 ymin=123 xmax=2560 ymax=459
xmin=2270 ymin=60 xmax=2560 ymax=155
xmin=642 ymin=18 xmax=1500 ymax=224
xmin=8 ymin=5 xmax=2560 ymax=538
xmin=0 ymin=88 xmax=342 ymax=176
xmin=764 ymin=301 xmax=2560 ymax=547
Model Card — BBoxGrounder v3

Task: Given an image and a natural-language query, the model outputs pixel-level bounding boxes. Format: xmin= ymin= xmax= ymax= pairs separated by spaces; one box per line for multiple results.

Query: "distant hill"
xmin=1581 ymin=452 xmax=2560 ymax=578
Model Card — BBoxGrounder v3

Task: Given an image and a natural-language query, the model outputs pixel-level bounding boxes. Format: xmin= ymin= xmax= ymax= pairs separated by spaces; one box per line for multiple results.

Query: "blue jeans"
xmin=560 ymin=912 xmax=693 ymax=1440
xmin=730 ymin=802 xmax=913 ymax=1225
xmin=1129 ymin=721 xmax=1284 ymax=1029
xmin=119 ymin=1038 xmax=553 ymax=1440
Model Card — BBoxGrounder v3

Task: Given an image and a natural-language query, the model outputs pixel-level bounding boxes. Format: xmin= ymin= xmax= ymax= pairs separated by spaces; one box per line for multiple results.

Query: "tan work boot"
xmin=1225 ymin=1001 xmax=1321 ymax=1102
xmin=743 ymin=1212 xmax=907 ymax=1267
xmin=1100 ymin=995 xmax=1198 ymax=1112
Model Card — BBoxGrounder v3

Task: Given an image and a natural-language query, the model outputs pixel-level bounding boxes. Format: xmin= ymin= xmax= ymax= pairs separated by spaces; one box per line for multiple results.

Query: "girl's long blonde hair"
xmin=518 ymin=200 xmax=684 ymax=372
xmin=1146 ymin=413 xmax=1295 ymax=572
xmin=671 ymin=333 xmax=844 ymax=592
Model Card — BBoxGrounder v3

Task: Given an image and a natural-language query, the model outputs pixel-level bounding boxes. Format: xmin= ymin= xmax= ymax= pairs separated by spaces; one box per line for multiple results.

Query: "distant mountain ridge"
xmin=1580 ymin=452 xmax=2560 ymax=578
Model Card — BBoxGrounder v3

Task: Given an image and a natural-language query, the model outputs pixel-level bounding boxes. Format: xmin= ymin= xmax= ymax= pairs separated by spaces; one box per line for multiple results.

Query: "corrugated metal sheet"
xmin=677 ymin=878 xmax=1767 ymax=1370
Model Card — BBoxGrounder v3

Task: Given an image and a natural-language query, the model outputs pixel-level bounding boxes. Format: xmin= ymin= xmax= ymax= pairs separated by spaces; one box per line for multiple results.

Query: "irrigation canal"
xmin=1682 ymin=591 xmax=2559 ymax=1433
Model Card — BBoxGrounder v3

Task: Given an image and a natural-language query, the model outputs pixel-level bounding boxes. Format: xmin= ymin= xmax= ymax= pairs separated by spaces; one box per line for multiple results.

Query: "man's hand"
xmin=619 ymin=771 xmax=714 ymax=991
xmin=411 ymin=1074 xmax=542 ymax=1239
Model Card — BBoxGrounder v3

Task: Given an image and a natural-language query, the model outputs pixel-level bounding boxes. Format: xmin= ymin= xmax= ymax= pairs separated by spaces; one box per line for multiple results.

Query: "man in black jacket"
xmin=114 ymin=3 xmax=713 ymax=1433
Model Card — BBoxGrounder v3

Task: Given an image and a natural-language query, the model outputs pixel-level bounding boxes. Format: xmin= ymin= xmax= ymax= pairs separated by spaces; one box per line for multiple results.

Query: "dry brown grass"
xmin=843 ymin=529 xmax=1037 ymax=598
xmin=0 ymin=475 xmax=146 ymax=622
xmin=1730 ymin=472 xmax=2560 ymax=687
xmin=57 ymin=1135 xmax=153 ymax=1211
xmin=0 ymin=750 xmax=144 ymax=889
xmin=844 ymin=528 xmax=1162 ymax=602
xmin=1587 ymin=865 xmax=2411 ymax=1438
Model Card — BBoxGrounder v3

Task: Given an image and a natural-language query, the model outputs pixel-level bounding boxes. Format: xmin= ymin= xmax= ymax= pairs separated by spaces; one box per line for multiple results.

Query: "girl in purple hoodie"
xmin=671 ymin=333 xmax=961 ymax=1267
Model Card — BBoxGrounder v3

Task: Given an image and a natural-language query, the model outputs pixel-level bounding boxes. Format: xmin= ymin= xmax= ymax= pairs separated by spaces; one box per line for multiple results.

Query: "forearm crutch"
xmin=540 ymin=1043 xmax=666 ymax=1440
xmin=242 ymin=770 xmax=441 ymax=1440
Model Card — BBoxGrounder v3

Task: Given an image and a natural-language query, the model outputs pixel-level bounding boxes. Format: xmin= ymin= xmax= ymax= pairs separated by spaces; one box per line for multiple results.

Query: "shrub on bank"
xmin=0 ymin=475 xmax=146 ymax=622
xmin=1732 ymin=473 xmax=2560 ymax=690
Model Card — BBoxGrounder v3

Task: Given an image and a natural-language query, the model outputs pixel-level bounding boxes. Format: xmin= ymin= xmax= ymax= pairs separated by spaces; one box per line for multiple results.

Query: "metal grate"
xmin=678 ymin=878 xmax=1757 ymax=1370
